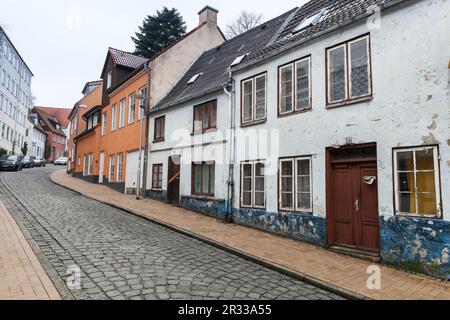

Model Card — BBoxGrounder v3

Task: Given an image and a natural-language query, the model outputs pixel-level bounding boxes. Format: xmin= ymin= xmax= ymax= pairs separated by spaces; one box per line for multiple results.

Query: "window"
xmin=241 ymin=74 xmax=266 ymax=125
xmin=193 ymin=100 xmax=217 ymax=133
xmin=327 ymin=35 xmax=371 ymax=105
xmin=292 ymin=8 xmax=328 ymax=33
xmin=187 ymin=73 xmax=202 ymax=85
xmin=154 ymin=116 xmax=165 ymax=142
xmin=230 ymin=53 xmax=249 ymax=67
xmin=279 ymin=57 xmax=311 ymax=115
xmin=279 ymin=157 xmax=312 ymax=212
xmin=152 ymin=164 xmax=163 ymax=189
xmin=128 ymin=94 xmax=136 ymax=124
xmin=109 ymin=155 xmax=115 ymax=181
xmin=138 ymin=87 xmax=147 ymax=120
xmin=83 ymin=155 xmax=88 ymax=176
xmin=119 ymin=99 xmax=126 ymax=128
xmin=111 ymin=105 xmax=117 ymax=131
xmin=241 ymin=161 xmax=265 ymax=208
xmin=106 ymin=71 xmax=112 ymax=89
xmin=87 ymin=154 xmax=93 ymax=176
xmin=192 ymin=162 xmax=215 ymax=196
xmin=393 ymin=146 xmax=441 ymax=218
xmin=101 ymin=112 xmax=107 ymax=136
xmin=116 ymin=153 xmax=124 ymax=182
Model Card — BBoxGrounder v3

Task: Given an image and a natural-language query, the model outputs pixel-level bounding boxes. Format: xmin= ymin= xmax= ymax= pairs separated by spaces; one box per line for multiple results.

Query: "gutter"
xmin=150 ymin=86 xmax=223 ymax=115
xmin=232 ymin=0 xmax=407 ymax=73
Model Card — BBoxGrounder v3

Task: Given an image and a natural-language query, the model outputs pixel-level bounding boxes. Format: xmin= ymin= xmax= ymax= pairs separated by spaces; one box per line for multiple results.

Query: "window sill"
xmin=189 ymin=195 xmax=223 ymax=202
xmin=279 ymin=209 xmax=313 ymax=215
xmin=153 ymin=138 xmax=165 ymax=144
xmin=240 ymin=205 xmax=266 ymax=211
xmin=240 ymin=119 xmax=267 ymax=128
xmin=326 ymin=95 xmax=372 ymax=109
xmin=191 ymin=128 xmax=218 ymax=136
xmin=395 ymin=213 xmax=442 ymax=220
xmin=278 ymin=107 xmax=312 ymax=118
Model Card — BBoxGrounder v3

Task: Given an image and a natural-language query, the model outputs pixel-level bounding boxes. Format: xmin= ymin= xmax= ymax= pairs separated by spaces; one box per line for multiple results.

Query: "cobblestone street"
xmin=0 ymin=167 xmax=343 ymax=300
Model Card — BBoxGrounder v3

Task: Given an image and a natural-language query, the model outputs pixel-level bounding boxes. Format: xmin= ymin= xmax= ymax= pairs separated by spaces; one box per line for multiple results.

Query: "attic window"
xmin=230 ymin=53 xmax=249 ymax=67
xmin=187 ymin=73 xmax=203 ymax=85
xmin=292 ymin=8 xmax=328 ymax=34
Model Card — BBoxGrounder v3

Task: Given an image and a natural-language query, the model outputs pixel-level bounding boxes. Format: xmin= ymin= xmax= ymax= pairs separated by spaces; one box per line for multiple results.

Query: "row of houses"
xmin=0 ymin=25 xmax=71 ymax=161
xmin=68 ymin=0 xmax=449 ymax=277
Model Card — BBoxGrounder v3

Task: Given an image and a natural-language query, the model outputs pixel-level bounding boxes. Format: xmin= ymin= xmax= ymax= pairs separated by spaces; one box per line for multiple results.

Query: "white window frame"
xmin=240 ymin=161 xmax=266 ymax=209
xmin=326 ymin=35 xmax=372 ymax=106
xmin=128 ymin=94 xmax=136 ymax=125
xmin=109 ymin=155 xmax=115 ymax=182
xmin=279 ymin=156 xmax=313 ymax=213
xmin=139 ymin=87 xmax=147 ymax=121
xmin=393 ymin=146 xmax=441 ymax=218
xmin=348 ymin=35 xmax=371 ymax=100
xmin=101 ymin=112 xmax=107 ymax=136
xmin=327 ymin=43 xmax=348 ymax=105
xmin=119 ymin=99 xmax=126 ymax=128
xmin=116 ymin=153 xmax=123 ymax=182
xmin=106 ymin=71 xmax=112 ymax=89
xmin=241 ymin=73 xmax=267 ymax=125
xmin=83 ymin=155 xmax=88 ymax=176
xmin=278 ymin=56 xmax=312 ymax=115
xmin=111 ymin=105 xmax=117 ymax=131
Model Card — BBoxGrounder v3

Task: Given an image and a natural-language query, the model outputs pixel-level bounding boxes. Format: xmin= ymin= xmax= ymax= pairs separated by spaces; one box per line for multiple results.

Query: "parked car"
xmin=54 ymin=157 xmax=68 ymax=166
xmin=34 ymin=157 xmax=46 ymax=167
xmin=21 ymin=156 xmax=35 ymax=168
xmin=0 ymin=155 xmax=23 ymax=171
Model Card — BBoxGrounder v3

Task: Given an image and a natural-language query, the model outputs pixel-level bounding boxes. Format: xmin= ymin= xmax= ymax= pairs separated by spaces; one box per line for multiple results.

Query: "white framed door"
xmin=99 ymin=152 xmax=105 ymax=183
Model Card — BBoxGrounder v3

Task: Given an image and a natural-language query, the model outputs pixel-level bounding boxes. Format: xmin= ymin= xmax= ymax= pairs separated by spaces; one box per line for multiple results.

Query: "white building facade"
xmin=0 ymin=27 xmax=33 ymax=156
xmin=148 ymin=0 xmax=449 ymax=277
xmin=231 ymin=0 xmax=449 ymax=275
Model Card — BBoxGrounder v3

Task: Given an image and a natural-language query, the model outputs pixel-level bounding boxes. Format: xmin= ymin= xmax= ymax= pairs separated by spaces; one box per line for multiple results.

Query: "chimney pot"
xmin=198 ymin=5 xmax=218 ymax=26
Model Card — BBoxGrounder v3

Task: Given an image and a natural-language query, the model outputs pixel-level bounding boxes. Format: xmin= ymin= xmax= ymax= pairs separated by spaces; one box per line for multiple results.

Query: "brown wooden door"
xmin=167 ymin=156 xmax=180 ymax=206
xmin=327 ymin=145 xmax=380 ymax=253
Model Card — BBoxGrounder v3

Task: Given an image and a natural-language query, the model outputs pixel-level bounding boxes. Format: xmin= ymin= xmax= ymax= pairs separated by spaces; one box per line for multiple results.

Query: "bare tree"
xmin=225 ymin=11 xmax=263 ymax=39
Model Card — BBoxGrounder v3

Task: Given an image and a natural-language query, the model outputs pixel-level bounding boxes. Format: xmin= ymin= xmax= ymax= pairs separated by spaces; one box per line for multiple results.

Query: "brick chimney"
xmin=198 ymin=6 xmax=218 ymax=25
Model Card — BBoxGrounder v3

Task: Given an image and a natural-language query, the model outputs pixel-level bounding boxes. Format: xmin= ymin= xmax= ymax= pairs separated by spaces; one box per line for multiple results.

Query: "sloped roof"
xmin=34 ymin=106 xmax=71 ymax=128
xmin=152 ymin=8 xmax=297 ymax=112
xmin=108 ymin=47 xmax=149 ymax=69
xmin=241 ymin=0 xmax=405 ymax=67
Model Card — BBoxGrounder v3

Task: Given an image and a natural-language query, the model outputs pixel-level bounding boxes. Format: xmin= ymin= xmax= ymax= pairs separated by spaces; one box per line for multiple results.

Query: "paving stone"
xmin=0 ymin=168 xmax=343 ymax=301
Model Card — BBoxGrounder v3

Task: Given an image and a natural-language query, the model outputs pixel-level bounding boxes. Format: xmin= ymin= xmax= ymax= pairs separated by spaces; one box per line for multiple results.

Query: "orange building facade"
xmin=68 ymin=6 xmax=225 ymax=194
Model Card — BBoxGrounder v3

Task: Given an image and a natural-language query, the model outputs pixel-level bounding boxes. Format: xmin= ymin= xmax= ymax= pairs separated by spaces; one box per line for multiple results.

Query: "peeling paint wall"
xmin=181 ymin=196 xmax=227 ymax=221
xmin=231 ymin=0 xmax=450 ymax=273
xmin=381 ymin=216 xmax=450 ymax=277
xmin=233 ymin=209 xmax=326 ymax=245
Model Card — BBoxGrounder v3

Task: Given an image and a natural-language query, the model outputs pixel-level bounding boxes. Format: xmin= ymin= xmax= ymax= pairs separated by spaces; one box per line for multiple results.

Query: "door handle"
xmin=354 ymin=199 xmax=359 ymax=212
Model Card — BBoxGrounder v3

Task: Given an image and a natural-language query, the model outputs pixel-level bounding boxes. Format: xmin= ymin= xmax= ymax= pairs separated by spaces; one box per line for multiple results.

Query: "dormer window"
xmin=292 ymin=8 xmax=328 ymax=34
xmin=106 ymin=71 xmax=112 ymax=89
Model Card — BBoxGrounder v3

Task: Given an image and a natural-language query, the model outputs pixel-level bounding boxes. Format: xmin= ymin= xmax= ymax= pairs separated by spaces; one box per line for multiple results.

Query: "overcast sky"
xmin=1 ymin=0 xmax=308 ymax=109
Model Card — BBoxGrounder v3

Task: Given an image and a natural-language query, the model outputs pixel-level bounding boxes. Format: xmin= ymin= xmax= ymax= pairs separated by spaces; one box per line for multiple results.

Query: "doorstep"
xmin=50 ymin=169 xmax=450 ymax=300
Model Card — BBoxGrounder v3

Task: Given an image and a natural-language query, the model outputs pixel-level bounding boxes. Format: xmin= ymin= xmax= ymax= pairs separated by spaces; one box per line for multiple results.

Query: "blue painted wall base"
xmin=145 ymin=190 xmax=168 ymax=203
xmin=180 ymin=196 xmax=227 ymax=221
xmin=380 ymin=215 xmax=449 ymax=278
xmin=233 ymin=208 xmax=326 ymax=246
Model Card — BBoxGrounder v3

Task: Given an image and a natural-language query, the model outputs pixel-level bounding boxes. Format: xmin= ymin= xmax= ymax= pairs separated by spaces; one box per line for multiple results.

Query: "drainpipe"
xmin=141 ymin=63 xmax=152 ymax=199
xmin=222 ymin=71 xmax=235 ymax=223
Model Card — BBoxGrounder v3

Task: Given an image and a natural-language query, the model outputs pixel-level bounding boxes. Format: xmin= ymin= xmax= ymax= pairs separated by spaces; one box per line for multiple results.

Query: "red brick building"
xmin=32 ymin=107 xmax=71 ymax=162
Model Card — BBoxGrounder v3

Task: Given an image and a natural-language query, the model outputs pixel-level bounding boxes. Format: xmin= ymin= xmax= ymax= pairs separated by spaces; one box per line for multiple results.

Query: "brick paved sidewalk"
xmin=0 ymin=200 xmax=60 ymax=300
xmin=50 ymin=169 xmax=450 ymax=300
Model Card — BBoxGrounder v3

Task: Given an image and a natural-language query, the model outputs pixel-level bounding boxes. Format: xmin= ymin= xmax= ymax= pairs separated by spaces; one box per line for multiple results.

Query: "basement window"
xmin=187 ymin=73 xmax=203 ymax=85
xmin=292 ymin=8 xmax=328 ymax=34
